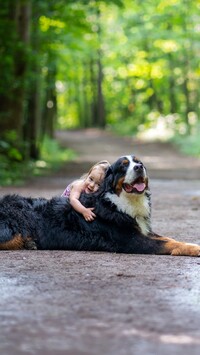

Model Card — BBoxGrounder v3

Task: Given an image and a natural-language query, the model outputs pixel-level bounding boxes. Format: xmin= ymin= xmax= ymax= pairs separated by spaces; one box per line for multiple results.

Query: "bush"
xmin=0 ymin=136 xmax=76 ymax=186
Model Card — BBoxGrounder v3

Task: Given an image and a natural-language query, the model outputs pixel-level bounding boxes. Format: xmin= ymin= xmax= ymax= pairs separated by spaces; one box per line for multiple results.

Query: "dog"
xmin=0 ymin=155 xmax=199 ymax=256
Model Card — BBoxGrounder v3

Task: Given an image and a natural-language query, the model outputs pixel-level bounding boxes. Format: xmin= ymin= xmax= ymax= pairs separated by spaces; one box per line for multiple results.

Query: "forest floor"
xmin=1 ymin=129 xmax=200 ymax=355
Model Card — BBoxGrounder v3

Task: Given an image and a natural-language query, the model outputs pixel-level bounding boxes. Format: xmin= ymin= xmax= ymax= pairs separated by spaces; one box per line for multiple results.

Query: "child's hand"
xmin=83 ymin=207 xmax=96 ymax=222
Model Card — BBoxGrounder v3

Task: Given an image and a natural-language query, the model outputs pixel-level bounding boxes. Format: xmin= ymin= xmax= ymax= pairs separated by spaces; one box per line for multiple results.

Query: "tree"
xmin=0 ymin=0 xmax=31 ymax=141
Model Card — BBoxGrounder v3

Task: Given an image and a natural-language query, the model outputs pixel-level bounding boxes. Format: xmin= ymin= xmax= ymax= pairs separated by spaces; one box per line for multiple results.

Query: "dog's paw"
xmin=24 ymin=238 xmax=37 ymax=250
xmin=171 ymin=243 xmax=200 ymax=257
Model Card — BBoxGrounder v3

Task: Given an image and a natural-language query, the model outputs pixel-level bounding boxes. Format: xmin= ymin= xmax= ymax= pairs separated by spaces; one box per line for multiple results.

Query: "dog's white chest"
xmin=106 ymin=191 xmax=150 ymax=235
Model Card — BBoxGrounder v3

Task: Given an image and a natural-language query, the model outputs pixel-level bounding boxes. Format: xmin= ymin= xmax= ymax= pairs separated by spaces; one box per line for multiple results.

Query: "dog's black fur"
xmin=0 ymin=155 xmax=199 ymax=256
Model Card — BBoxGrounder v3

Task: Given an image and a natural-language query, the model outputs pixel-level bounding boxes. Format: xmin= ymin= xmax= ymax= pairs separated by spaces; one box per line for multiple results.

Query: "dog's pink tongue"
xmin=133 ymin=182 xmax=145 ymax=192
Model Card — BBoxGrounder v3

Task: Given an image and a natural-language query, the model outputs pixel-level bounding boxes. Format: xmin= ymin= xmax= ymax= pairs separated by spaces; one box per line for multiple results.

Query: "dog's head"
xmin=105 ymin=155 xmax=149 ymax=196
xmin=81 ymin=155 xmax=151 ymax=234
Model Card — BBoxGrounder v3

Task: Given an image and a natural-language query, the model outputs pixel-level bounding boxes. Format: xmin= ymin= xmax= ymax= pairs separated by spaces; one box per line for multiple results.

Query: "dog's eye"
xmin=119 ymin=160 xmax=129 ymax=172
xmin=122 ymin=159 xmax=129 ymax=166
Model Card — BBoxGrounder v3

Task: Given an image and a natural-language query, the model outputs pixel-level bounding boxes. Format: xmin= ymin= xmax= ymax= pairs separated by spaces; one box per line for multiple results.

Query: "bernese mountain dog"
xmin=0 ymin=155 xmax=199 ymax=256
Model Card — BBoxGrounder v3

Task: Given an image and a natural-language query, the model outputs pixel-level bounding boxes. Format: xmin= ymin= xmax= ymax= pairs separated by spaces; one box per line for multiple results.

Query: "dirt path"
xmin=0 ymin=129 xmax=200 ymax=355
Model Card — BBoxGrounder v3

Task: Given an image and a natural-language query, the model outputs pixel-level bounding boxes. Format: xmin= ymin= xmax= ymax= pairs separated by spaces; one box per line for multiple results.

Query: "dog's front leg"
xmin=165 ymin=239 xmax=200 ymax=256
xmin=153 ymin=235 xmax=200 ymax=256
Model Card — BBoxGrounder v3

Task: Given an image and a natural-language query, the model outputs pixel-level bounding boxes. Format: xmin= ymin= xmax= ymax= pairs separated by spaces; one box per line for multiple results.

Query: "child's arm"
xmin=69 ymin=181 xmax=96 ymax=222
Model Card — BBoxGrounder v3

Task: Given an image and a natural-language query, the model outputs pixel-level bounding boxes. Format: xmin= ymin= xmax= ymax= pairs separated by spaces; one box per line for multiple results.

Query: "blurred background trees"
xmin=0 ymin=0 xmax=200 ymax=181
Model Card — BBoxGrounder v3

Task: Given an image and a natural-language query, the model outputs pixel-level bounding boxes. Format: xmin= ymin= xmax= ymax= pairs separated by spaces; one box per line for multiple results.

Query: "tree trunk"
xmin=11 ymin=0 xmax=31 ymax=137
xmin=96 ymin=51 xmax=106 ymax=128
xmin=42 ymin=57 xmax=57 ymax=139
xmin=0 ymin=0 xmax=31 ymax=162
xmin=25 ymin=7 xmax=42 ymax=160
xmin=90 ymin=58 xmax=98 ymax=126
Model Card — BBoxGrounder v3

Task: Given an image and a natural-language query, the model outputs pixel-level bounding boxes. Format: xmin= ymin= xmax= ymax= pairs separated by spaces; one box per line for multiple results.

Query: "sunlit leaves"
xmin=154 ymin=39 xmax=179 ymax=53
xmin=1 ymin=0 xmax=200 ymax=144
xmin=157 ymin=0 xmax=180 ymax=11
xmin=39 ymin=16 xmax=65 ymax=33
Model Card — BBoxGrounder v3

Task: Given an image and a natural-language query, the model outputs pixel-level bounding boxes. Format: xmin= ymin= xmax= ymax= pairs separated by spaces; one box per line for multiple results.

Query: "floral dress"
xmin=61 ymin=184 xmax=71 ymax=198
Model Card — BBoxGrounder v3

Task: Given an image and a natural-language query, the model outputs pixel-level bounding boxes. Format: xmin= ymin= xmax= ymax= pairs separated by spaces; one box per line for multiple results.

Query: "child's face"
xmin=84 ymin=168 xmax=104 ymax=194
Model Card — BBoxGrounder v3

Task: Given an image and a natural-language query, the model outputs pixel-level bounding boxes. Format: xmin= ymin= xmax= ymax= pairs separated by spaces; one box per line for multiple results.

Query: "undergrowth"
xmin=0 ymin=136 xmax=76 ymax=186
xmin=172 ymin=131 xmax=200 ymax=157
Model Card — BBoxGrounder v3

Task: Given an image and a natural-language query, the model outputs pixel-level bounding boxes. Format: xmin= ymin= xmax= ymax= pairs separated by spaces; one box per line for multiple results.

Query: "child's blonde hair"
xmin=81 ymin=160 xmax=110 ymax=180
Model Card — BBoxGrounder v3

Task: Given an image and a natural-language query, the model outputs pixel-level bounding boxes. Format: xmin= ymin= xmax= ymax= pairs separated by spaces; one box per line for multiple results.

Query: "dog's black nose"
xmin=134 ymin=163 xmax=143 ymax=171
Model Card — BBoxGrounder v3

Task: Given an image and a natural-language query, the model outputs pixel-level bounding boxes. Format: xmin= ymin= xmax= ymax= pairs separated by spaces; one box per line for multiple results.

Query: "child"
xmin=61 ymin=160 xmax=110 ymax=222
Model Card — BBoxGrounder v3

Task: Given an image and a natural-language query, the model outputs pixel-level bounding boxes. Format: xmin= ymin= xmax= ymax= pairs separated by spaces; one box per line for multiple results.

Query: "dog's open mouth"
xmin=123 ymin=177 xmax=146 ymax=194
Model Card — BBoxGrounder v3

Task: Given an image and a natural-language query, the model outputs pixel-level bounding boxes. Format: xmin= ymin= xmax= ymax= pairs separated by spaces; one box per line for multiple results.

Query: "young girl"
xmin=61 ymin=160 xmax=110 ymax=222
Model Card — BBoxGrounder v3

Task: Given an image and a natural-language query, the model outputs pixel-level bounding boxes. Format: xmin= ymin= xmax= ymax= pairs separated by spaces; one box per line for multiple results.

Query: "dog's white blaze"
xmin=105 ymin=191 xmax=151 ymax=235
xmin=124 ymin=155 xmax=147 ymax=183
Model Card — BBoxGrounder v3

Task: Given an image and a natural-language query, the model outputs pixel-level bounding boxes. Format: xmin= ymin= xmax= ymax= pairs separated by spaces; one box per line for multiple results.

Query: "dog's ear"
xmin=101 ymin=166 xmax=114 ymax=192
xmin=105 ymin=166 xmax=113 ymax=178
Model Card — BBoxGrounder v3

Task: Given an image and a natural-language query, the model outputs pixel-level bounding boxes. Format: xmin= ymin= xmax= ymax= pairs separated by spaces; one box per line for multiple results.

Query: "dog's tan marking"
xmin=153 ymin=235 xmax=200 ymax=256
xmin=115 ymin=177 xmax=124 ymax=196
xmin=0 ymin=234 xmax=24 ymax=250
xmin=122 ymin=159 xmax=129 ymax=165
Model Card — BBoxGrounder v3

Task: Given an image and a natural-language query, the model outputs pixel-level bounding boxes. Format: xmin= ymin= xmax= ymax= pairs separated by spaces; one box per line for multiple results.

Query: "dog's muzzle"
xmin=123 ymin=164 xmax=147 ymax=194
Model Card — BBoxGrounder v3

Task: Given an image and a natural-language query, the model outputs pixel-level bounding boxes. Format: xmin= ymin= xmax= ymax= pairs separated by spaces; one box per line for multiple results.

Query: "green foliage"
xmin=1 ymin=0 xmax=200 ymax=182
xmin=0 ymin=158 xmax=31 ymax=186
xmin=37 ymin=135 xmax=76 ymax=172
xmin=54 ymin=0 xmax=200 ymax=141
xmin=0 ymin=131 xmax=24 ymax=162
xmin=172 ymin=127 xmax=200 ymax=157
xmin=0 ymin=136 xmax=76 ymax=186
